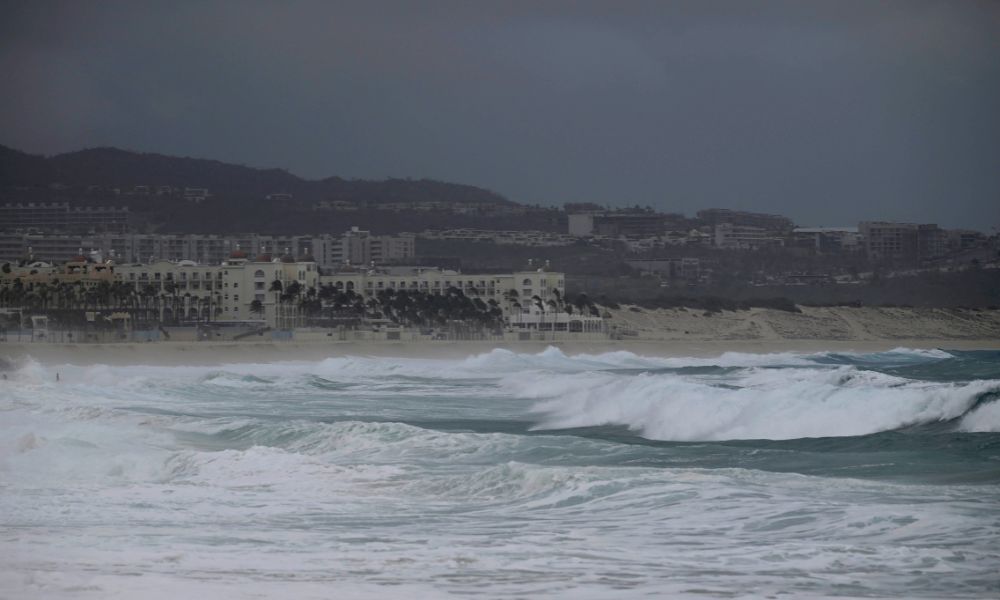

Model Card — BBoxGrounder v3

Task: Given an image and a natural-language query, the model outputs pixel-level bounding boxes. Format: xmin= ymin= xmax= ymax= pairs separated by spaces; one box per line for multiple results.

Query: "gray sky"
xmin=2 ymin=0 xmax=998 ymax=229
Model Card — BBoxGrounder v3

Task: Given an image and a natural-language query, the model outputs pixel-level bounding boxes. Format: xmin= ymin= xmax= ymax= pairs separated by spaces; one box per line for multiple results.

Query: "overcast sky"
xmin=1 ymin=1 xmax=998 ymax=229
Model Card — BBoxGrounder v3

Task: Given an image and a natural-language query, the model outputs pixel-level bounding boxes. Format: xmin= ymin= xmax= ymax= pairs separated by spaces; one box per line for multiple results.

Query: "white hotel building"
xmin=112 ymin=253 xmax=603 ymax=334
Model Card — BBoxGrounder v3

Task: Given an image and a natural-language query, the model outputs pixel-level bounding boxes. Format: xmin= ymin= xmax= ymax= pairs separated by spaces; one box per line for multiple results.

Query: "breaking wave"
xmin=520 ymin=366 xmax=1000 ymax=441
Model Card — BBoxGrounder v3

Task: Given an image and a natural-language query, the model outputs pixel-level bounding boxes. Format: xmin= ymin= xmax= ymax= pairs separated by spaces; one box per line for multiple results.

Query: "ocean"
xmin=2 ymin=347 xmax=999 ymax=599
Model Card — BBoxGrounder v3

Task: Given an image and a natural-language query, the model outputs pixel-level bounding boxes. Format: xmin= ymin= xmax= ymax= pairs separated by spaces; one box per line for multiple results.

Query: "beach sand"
xmin=2 ymin=306 xmax=997 ymax=366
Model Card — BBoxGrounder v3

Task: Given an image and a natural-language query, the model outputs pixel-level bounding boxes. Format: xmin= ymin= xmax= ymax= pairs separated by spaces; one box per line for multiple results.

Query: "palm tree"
xmin=269 ymin=280 xmax=283 ymax=327
xmin=249 ymin=298 xmax=264 ymax=320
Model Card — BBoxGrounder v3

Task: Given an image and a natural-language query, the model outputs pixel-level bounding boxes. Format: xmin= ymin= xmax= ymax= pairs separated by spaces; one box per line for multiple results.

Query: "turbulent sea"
xmin=2 ymin=347 xmax=1000 ymax=599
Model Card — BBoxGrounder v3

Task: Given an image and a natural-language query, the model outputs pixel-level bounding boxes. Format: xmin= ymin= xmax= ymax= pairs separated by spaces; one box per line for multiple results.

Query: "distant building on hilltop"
xmin=696 ymin=209 xmax=794 ymax=232
xmin=0 ymin=202 xmax=131 ymax=232
xmin=858 ymin=221 xmax=954 ymax=262
xmin=567 ymin=210 xmax=669 ymax=237
xmin=791 ymin=227 xmax=862 ymax=254
xmin=713 ymin=223 xmax=785 ymax=250
xmin=0 ymin=228 xmax=415 ymax=269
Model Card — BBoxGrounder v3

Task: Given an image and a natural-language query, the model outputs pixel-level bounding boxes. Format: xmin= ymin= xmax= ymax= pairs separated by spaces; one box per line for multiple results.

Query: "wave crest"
xmin=522 ymin=368 xmax=1000 ymax=441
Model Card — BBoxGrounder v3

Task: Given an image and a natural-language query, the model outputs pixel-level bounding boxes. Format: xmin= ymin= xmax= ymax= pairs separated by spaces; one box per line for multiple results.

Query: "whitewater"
xmin=2 ymin=347 xmax=999 ymax=599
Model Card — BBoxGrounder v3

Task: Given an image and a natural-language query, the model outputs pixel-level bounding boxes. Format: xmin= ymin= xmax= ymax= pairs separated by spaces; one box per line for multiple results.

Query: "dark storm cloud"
xmin=1 ymin=0 xmax=998 ymax=229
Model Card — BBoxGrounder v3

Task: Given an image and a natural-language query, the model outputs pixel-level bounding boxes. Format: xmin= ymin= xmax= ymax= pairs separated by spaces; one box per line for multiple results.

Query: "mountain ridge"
xmin=0 ymin=143 xmax=517 ymax=207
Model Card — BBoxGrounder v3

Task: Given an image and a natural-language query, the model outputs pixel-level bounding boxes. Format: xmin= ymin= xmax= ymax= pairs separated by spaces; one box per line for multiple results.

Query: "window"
xmin=233 ymin=295 xmax=239 ymax=302
xmin=255 ymin=282 xmax=264 ymax=290
xmin=233 ymin=282 xmax=238 ymax=288
xmin=522 ymin=278 xmax=532 ymax=286
xmin=254 ymin=269 xmax=265 ymax=278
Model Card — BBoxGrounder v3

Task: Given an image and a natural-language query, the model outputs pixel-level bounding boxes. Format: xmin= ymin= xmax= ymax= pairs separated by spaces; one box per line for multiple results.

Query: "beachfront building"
xmin=0 ymin=255 xmax=117 ymax=296
xmin=317 ymin=263 xmax=604 ymax=334
xmin=3 ymin=250 xmax=604 ymax=336
xmin=319 ymin=264 xmax=560 ymax=309
xmin=113 ymin=250 xmax=319 ymax=327
xmin=111 ymin=256 xmax=590 ymax=331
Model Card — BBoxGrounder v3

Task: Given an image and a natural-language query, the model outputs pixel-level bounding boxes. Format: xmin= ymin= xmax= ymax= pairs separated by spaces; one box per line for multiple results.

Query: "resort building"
xmin=0 ymin=256 xmax=116 ymax=293
xmin=113 ymin=250 xmax=319 ymax=326
xmin=2 ymin=245 xmax=602 ymax=335
xmin=318 ymin=264 xmax=602 ymax=334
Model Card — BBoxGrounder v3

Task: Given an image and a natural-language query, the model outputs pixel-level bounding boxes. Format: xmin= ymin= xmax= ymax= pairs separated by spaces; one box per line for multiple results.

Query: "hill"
xmin=0 ymin=144 xmax=526 ymax=233
xmin=0 ymin=144 xmax=516 ymax=206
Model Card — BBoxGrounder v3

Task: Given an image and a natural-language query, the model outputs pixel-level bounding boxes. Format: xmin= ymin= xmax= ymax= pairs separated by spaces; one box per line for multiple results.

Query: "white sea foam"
xmin=3 ymin=348 xmax=998 ymax=599
xmin=958 ymin=396 xmax=1000 ymax=432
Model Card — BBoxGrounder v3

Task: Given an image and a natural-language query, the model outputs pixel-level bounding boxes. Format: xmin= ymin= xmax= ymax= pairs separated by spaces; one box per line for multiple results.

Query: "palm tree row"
xmin=0 ymin=278 xmax=224 ymax=327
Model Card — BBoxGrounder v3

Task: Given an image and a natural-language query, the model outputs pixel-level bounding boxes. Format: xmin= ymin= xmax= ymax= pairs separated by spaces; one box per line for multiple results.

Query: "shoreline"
xmin=2 ymin=338 xmax=997 ymax=366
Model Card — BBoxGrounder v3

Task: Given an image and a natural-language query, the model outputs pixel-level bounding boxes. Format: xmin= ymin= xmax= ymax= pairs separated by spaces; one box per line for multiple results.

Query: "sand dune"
xmin=606 ymin=306 xmax=1000 ymax=342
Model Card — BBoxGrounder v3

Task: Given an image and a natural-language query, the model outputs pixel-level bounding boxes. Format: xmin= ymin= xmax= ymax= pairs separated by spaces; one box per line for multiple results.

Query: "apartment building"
xmin=625 ymin=258 xmax=701 ymax=281
xmin=419 ymin=228 xmax=576 ymax=247
xmin=713 ymin=223 xmax=785 ymax=250
xmin=0 ymin=202 xmax=131 ymax=232
xmin=697 ymin=209 xmax=794 ymax=232
xmin=791 ymin=227 xmax=862 ymax=254
xmin=0 ymin=228 xmax=416 ymax=268
xmin=568 ymin=211 xmax=669 ymax=237
xmin=858 ymin=221 xmax=950 ymax=262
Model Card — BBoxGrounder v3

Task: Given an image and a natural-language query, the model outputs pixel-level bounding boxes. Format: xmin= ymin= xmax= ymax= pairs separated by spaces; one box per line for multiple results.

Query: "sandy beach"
xmin=2 ymin=307 xmax=997 ymax=366
xmin=4 ymin=338 xmax=1000 ymax=366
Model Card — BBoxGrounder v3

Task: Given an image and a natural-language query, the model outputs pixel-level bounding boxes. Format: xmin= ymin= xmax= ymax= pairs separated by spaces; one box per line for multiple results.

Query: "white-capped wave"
xmin=958 ymin=397 xmax=1000 ymax=433
xmin=520 ymin=368 xmax=999 ymax=441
